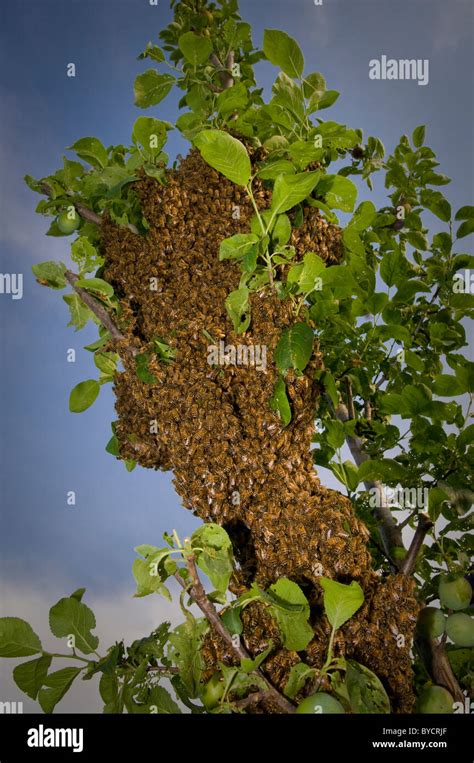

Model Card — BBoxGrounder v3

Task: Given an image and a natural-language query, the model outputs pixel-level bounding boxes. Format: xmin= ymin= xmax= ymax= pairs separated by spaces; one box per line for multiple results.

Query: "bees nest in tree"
xmin=101 ymin=148 xmax=419 ymax=713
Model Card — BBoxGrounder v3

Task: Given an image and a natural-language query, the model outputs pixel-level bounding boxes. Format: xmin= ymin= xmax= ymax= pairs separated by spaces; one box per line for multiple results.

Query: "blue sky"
xmin=0 ymin=0 xmax=472 ymax=710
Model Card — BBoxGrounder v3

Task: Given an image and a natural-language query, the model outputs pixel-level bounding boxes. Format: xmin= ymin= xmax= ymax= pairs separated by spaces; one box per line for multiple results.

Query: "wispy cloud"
xmin=0 ymin=89 xmax=68 ymax=264
xmin=431 ymin=0 xmax=473 ymax=52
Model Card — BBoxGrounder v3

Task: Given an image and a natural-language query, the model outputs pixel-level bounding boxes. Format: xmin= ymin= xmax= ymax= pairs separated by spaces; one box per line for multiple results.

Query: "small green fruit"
xmin=417 ymin=686 xmax=454 ymax=714
xmin=57 ymin=209 xmax=80 ymax=234
xmin=439 ymin=575 xmax=472 ymax=611
xmin=446 ymin=613 xmax=474 ymax=647
xmin=201 ymin=673 xmax=225 ymax=710
xmin=295 ymin=692 xmax=345 ymax=714
xmin=416 ymin=607 xmax=446 ymax=639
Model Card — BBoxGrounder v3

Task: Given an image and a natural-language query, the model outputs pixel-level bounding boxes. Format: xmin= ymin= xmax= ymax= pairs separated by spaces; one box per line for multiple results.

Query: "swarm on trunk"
xmin=101 ymin=148 xmax=419 ymax=713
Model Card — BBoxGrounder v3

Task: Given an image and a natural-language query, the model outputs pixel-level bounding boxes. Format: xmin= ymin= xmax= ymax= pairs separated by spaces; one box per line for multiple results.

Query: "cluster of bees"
xmin=101 ymin=147 xmax=419 ymax=713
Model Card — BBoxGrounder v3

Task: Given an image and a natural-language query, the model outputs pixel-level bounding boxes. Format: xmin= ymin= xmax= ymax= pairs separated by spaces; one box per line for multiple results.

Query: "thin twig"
xmin=65 ymin=270 xmax=138 ymax=357
xmin=174 ymin=557 xmax=295 ymax=714
xmin=40 ymin=182 xmax=139 ymax=235
xmin=400 ymin=513 xmax=433 ymax=576
xmin=346 ymin=378 xmax=355 ymax=421
xmin=232 ymin=691 xmax=272 ymax=711
xmin=147 ymin=666 xmax=180 ymax=675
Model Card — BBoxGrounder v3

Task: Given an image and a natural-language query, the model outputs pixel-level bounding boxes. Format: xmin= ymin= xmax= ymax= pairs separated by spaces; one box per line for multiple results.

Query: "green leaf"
xmin=348 ymin=201 xmax=376 ymax=232
xmin=70 ymin=236 xmax=103 ymax=275
xmin=316 ymin=90 xmax=339 ymax=110
xmin=455 ymin=206 xmax=474 ymax=221
xmin=297 ymin=251 xmax=325 ymax=294
xmin=13 ymin=655 xmax=52 ymax=700
xmin=132 ymin=117 xmax=168 ymax=160
xmin=32 ymin=261 xmax=67 ymax=289
xmin=420 ymin=190 xmax=451 ymax=222
xmin=167 ymin=619 xmax=208 ymax=698
xmin=273 ymin=214 xmax=292 ymax=245
xmin=0 ymin=618 xmax=42 ymax=658
xmin=457 ymin=219 xmax=474 ymax=239
xmin=38 ymin=667 xmax=82 ymax=714
xmin=70 ymin=588 xmax=86 ymax=602
xmin=225 ymin=288 xmax=250 ymax=334
xmin=274 ymin=322 xmax=313 ymax=374
xmin=240 ymin=642 xmax=274 ymax=674
xmin=75 ymin=277 xmax=114 ymax=298
xmin=146 ymin=685 xmax=182 ymax=714
xmin=216 ymin=82 xmax=248 ymax=117
xmin=458 ymin=424 xmax=474 ymax=449
xmin=153 ymin=337 xmax=176 ymax=364
xmin=69 ymin=380 xmax=100 ymax=413
xmin=136 ymin=353 xmax=157 ymax=384
xmin=219 ymin=233 xmax=259 ymax=261
xmin=94 ymin=351 xmax=118 ymax=377
xmin=194 ymin=130 xmax=251 ymax=187
xmin=428 ymin=487 xmax=449 ymax=521
xmin=432 ymin=374 xmax=466 ymax=396
xmin=63 ymin=293 xmax=93 ymax=331
xmin=270 ymin=377 xmax=292 ymax=427
xmin=271 ymin=170 xmax=320 ymax=215
xmin=138 ymin=42 xmax=165 ymax=63
xmin=319 ymin=578 xmax=364 ymax=630
xmin=375 ymin=323 xmax=412 ymax=346
xmin=346 ymin=660 xmax=390 ymax=713
xmin=343 ymin=461 xmax=360 ymax=492
xmin=404 ymin=349 xmax=425 ymax=372
xmin=84 ymin=334 xmax=111 ymax=353
xmin=267 ymin=579 xmax=313 ymax=651
xmin=325 ymin=419 xmax=345 ymax=450
xmin=380 ymin=251 xmax=403 ymax=287
xmin=412 ymin=125 xmax=426 ymax=148
xmin=134 ymin=70 xmax=175 ymax=108
xmin=49 ymin=596 xmax=99 ymax=654
xmin=132 ymin=553 xmax=171 ymax=600
xmin=284 ymin=662 xmax=316 ymax=699
xmin=358 ymin=458 xmax=407 ymax=482
xmin=317 ymin=175 xmax=358 ymax=212
xmin=263 ymin=29 xmax=304 ymax=79
xmin=287 ymin=141 xmax=323 ymax=170
xmin=68 ymin=137 xmax=108 ymax=169
xmin=318 ymin=370 xmax=339 ymax=408
xmin=191 ymin=524 xmax=234 ymax=594
xmin=178 ymin=31 xmax=213 ymax=65
xmin=405 ymin=231 xmax=428 ymax=251
xmin=257 ymin=159 xmax=296 ymax=180
xmin=221 ymin=607 xmax=243 ymax=636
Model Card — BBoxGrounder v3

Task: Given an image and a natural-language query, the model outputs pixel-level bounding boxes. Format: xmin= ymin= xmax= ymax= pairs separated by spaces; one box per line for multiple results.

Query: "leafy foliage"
xmin=6 ymin=0 xmax=472 ymax=715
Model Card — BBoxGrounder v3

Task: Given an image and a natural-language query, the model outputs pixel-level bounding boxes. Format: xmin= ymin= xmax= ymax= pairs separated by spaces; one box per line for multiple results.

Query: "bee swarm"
xmin=102 ymin=148 xmax=419 ymax=713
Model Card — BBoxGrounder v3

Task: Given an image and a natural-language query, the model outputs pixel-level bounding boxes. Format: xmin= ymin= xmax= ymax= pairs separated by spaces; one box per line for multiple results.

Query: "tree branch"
xmin=147 ymin=665 xmax=180 ymax=675
xmin=209 ymin=51 xmax=234 ymax=90
xmin=400 ymin=513 xmax=433 ymax=576
xmin=40 ymin=182 xmax=139 ymax=235
xmin=174 ymin=557 xmax=295 ymax=714
xmin=231 ymin=690 xmax=271 ymax=711
xmin=333 ymin=399 xmax=405 ymax=565
xmin=415 ymin=635 xmax=464 ymax=704
xmin=65 ymin=270 xmax=138 ymax=357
